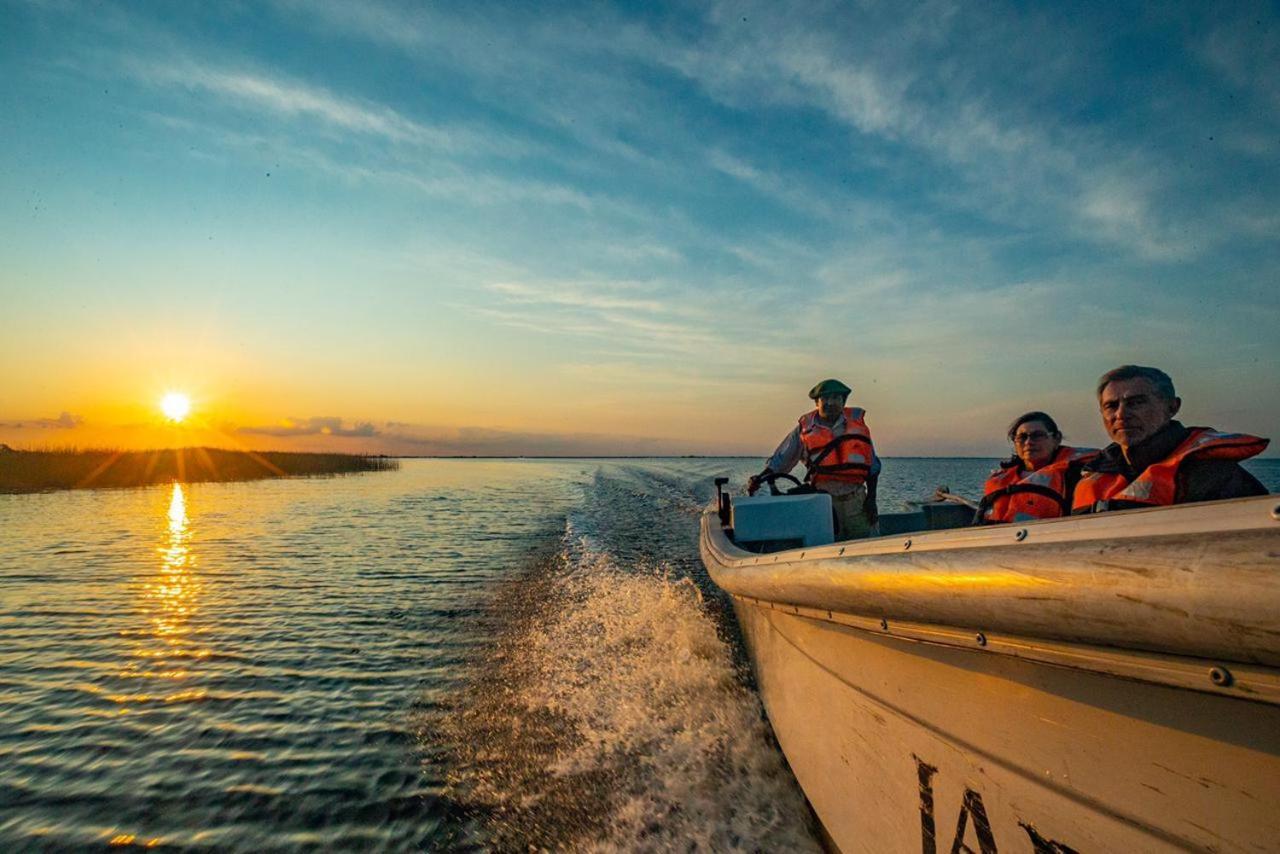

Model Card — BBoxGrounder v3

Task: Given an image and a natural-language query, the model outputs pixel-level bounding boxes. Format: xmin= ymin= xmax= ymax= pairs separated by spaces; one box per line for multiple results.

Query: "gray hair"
xmin=1095 ymin=365 xmax=1177 ymax=400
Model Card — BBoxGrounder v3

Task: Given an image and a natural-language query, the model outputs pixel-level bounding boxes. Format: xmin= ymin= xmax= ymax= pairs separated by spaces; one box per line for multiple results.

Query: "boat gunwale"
xmin=700 ymin=493 xmax=1280 ymax=674
xmin=715 ymin=493 xmax=1280 ymax=564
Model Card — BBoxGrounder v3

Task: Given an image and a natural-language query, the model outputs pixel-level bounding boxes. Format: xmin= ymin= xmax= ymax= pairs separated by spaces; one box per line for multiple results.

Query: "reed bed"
xmin=0 ymin=445 xmax=398 ymax=493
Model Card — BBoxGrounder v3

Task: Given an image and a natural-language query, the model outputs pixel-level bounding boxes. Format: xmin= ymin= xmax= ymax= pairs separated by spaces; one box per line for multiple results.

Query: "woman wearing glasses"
xmin=975 ymin=411 xmax=1098 ymax=525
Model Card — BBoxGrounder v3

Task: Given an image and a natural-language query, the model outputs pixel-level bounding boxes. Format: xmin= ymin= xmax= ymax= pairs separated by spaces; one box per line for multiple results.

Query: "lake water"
xmin=3 ymin=457 xmax=1277 ymax=850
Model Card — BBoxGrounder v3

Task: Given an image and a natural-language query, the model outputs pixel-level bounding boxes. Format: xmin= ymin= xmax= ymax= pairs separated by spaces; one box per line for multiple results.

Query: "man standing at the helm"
xmin=747 ymin=379 xmax=881 ymax=540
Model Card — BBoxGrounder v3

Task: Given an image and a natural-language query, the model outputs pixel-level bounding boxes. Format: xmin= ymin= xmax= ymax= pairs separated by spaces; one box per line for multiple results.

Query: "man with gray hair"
xmin=1071 ymin=365 xmax=1269 ymax=513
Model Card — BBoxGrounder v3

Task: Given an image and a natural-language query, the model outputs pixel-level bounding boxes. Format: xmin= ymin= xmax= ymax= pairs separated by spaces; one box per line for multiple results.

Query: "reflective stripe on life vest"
xmin=1071 ymin=427 xmax=1269 ymax=513
xmin=978 ymin=446 xmax=1097 ymax=524
xmin=798 ymin=407 xmax=874 ymax=488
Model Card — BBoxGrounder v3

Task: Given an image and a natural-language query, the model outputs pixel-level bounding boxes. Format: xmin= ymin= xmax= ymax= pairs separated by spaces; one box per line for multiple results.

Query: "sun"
xmin=160 ymin=392 xmax=192 ymax=422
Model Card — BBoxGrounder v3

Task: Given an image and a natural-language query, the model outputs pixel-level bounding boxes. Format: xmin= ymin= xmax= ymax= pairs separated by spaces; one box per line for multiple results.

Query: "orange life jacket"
xmin=978 ymin=446 xmax=1097 ymax=524
xmin=1071 ymin=427 xmax=1268 ymax=513
xmin=798 ymin=407 xmax=874 ymax=488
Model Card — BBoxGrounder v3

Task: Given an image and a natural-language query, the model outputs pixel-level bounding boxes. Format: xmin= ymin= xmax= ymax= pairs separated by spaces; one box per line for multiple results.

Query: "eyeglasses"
xmin=1013 ymin=430 xmax=1051 ymax=444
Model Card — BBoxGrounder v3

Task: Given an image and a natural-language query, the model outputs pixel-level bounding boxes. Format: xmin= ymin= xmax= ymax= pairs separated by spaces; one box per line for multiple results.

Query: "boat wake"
xmin=426 ymin=502 xmax=819 ymax=851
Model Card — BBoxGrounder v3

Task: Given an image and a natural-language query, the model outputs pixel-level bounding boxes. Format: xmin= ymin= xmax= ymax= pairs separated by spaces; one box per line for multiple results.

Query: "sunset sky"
xmin=2 ymin=0 xmax=1278 ymax=457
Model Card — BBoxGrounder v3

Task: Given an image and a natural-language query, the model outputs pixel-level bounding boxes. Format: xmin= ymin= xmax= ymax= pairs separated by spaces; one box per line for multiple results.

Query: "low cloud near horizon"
xmin=254 ymin=418 xmax=708 ymax=456
xmin=0 ymin=412 xmax=84 ymax=430
xmin=238 ymin=416 xmax=379 ymax=438
xmin=235 ymin=416 xmax=719 ymax=456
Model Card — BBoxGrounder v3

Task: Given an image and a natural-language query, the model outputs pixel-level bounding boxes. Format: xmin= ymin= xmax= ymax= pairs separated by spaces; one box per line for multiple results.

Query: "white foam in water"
xmin=517 ymin=535 xmax=821 ymax=852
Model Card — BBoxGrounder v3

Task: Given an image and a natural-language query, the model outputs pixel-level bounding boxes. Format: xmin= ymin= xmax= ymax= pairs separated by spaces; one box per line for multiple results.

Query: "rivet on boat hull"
xmin=1210 ymin=666 xmax=1233 ymax=687
xmin=975 ymin=632 xmax=987 ymax=647
xmin=880 ymin=618 xmax=889 ymax=631
xmin=1015 ymin=528 xmax=1028 ymax=541
xmin=1271 ymin=503 xmax=1280 ymax=521
xmin=903 ymin=538 xmax=912 ymax=550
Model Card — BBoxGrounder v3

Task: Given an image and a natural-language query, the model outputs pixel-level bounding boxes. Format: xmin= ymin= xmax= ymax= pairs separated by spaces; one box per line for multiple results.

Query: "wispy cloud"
xmin=125 ymin=56 xmax=528 ymax=159
xmin=141 ymin=110 xmax=610 ymax=214
xmin=478 ymin=277 xmax=724 ymax=358
xmin=471 ymin=270 xmax=820 ymax=393
xmin=488 ymin=281 xmax=669 ymax=314
xmin=602 ymin=242 xmax=684 ymax=264
xmin=1199 ymin=7 xmax=1280 ymax=114
xmin=329 ymin=0 xmax=1252 ymax=264
xmin=568 ymin=0 xmax=1253 ymax=263
xmin=42 ymin=0 xmax=1280 ymax=271
xmin=706 ymin=150 xmax=837 ymax=220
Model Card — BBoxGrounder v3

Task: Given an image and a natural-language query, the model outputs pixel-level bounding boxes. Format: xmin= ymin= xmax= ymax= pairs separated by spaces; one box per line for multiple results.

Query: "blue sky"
xmin=2 ymin=0 xmax=1277 ymax=456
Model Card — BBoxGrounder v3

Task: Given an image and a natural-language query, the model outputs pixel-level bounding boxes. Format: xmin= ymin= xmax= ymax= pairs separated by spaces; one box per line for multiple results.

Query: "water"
xmin=2 ymin=457 xmax=1277 ymax=850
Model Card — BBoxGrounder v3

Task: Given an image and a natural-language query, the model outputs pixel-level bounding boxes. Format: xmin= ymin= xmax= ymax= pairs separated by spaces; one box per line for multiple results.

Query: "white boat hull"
xmin=701 ymin=495 xmax=1280 ymax=852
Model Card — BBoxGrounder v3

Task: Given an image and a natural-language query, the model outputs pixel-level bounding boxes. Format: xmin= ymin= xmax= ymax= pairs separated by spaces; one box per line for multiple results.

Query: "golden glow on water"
xmin=168 ymin=482 xmax=187 ymax=528
xmin=107 ymin=833 xmax=164 ymax=847
xmin=155 ymin=483 xmax=196 ymax=640
xmin=117 ymin=482 xmax=212 ymax=706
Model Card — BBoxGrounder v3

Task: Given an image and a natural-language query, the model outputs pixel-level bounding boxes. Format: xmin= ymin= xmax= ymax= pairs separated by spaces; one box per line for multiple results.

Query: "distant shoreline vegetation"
xmin=0 ymin=445 xmax=398 ymax=493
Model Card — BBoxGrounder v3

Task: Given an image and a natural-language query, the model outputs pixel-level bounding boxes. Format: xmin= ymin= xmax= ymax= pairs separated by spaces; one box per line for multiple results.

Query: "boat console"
xmin=714 ymin=476 xmax=973 ymax=554
xmin=730 ymin=491 xmax=835 ymax=552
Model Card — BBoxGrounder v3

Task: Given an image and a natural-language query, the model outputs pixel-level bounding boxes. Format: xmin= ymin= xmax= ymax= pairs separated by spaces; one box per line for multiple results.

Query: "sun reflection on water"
xmin=116 ymin=483 xmax=211 ymax=706
xmin=155 ymin=482 xmax=195 ymax=639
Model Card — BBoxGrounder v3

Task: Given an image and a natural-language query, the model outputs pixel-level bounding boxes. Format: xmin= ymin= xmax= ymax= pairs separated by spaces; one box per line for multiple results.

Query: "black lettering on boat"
xmin=914 ymin=758 xmax=1078 ymax=853
xmin=1018 ymin=822 xmax=1079 ymax=854
xmin=950 ymin=788 xmax=998 ymax=853
xmin=914 ymin=755 xmax=940 ymax=854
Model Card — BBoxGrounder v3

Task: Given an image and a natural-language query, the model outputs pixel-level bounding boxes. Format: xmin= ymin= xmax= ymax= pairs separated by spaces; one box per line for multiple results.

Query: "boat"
xmin=699 ymin=481 xmax=1280 ymax=852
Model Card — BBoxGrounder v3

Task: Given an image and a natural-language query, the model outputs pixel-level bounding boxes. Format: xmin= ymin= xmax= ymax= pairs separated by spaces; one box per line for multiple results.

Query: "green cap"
xmin=809 ymin=378 xmax=852 ymax=400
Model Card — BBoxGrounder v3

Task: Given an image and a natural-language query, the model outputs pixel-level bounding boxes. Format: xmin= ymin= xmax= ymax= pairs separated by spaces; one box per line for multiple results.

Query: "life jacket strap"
xmin=806 ymin=431 xmax=873 ymax=471
xmin=978 ymin=482 xmax=1070 ymax=516
xmin=813 ymin=462 xmax=872 ymax=474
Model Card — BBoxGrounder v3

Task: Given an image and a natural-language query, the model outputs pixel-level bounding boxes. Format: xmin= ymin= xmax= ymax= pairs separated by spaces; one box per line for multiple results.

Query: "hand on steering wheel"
xmin=748 ymin=470 xmax=803 ymax=496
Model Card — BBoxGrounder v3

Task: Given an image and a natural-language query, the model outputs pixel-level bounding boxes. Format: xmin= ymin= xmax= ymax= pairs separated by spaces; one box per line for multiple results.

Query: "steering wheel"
xmin=762 ymin=472 xmax=804 ymax=495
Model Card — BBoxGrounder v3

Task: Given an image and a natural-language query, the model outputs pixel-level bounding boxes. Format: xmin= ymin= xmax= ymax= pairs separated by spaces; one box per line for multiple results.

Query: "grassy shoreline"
xmin=0 ymin=446 xmax=398 ymax=493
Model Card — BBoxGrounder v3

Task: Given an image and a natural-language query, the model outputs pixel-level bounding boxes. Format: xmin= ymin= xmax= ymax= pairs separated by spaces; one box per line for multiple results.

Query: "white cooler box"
xmin=731 ymin=492 xmax=834 ymax=550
